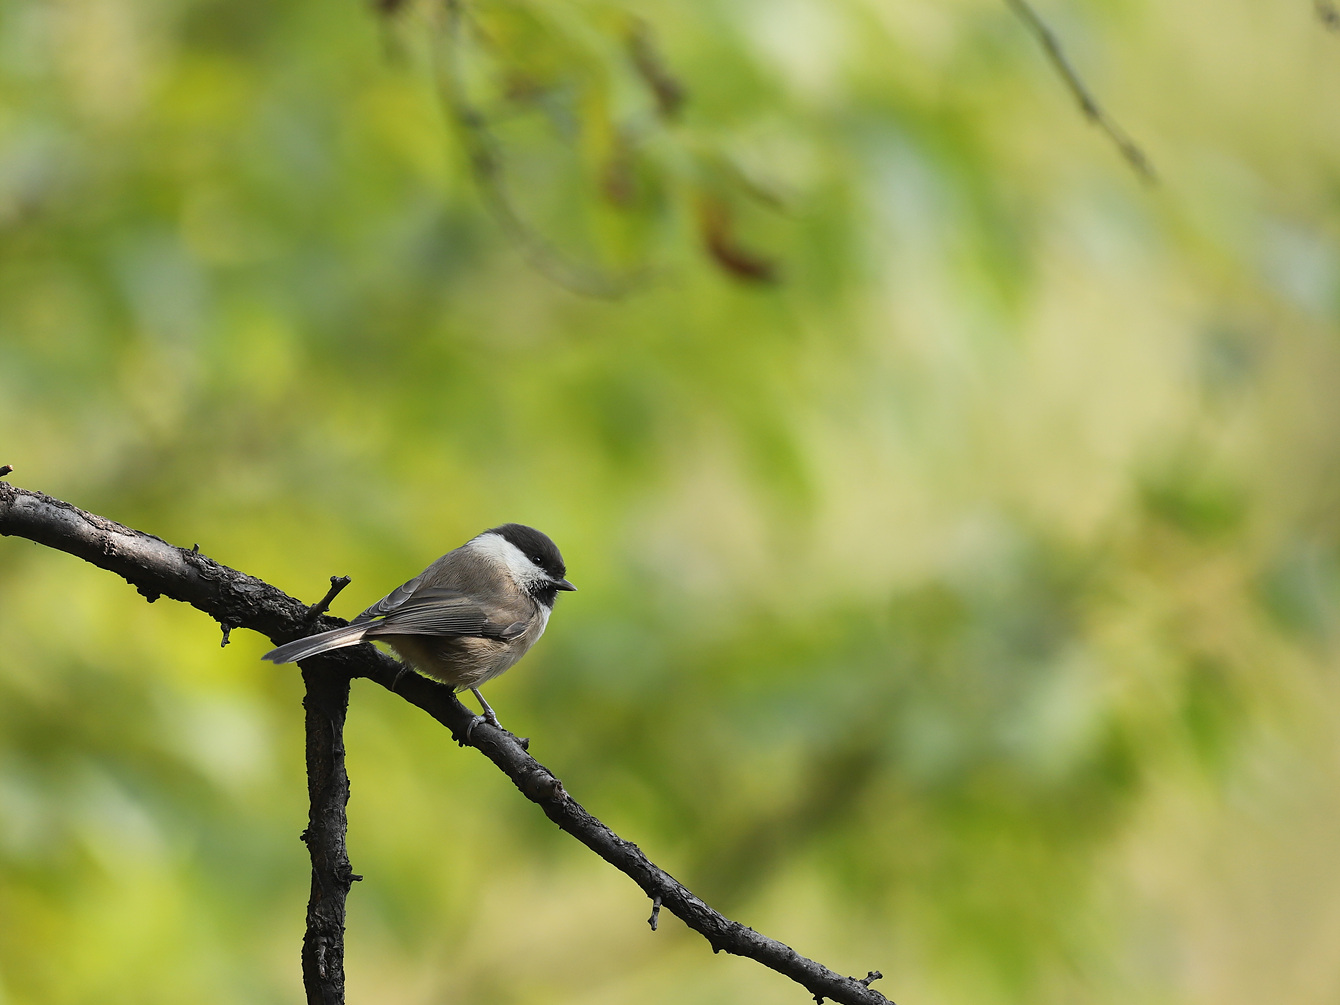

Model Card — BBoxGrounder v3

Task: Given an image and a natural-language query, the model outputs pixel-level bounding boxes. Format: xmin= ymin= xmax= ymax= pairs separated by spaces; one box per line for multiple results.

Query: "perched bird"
xmin=262 ymin=524 xmax=574 ymax=733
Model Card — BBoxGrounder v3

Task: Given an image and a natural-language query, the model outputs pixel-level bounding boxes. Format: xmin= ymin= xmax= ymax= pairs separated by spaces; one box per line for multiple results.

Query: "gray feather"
xmin=261 ymin=623 xmax=370 ymax=664
xmin=357 ymin=585 xmax=521 ymax=640
xmin=352 ymin=573 xmax=432 ymax=623
xmin=364 ymin=599 xmax=489 ymax=637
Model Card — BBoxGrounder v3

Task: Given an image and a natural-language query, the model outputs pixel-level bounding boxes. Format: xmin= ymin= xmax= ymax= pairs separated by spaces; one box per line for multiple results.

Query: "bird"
xmin=262 ymin=523 xmax=574 ymax=734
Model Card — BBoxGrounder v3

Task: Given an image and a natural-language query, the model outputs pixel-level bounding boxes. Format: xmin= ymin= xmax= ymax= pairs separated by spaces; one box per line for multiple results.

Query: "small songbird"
xmin=262 ymin=524 xmax=575 ymax=733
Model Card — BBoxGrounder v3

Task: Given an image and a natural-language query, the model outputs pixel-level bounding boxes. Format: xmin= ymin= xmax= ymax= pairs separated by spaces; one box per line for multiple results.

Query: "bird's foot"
xmin=471 ymin=688 xmax=503 ymax=731
xmin=464 ymin=715 xmax=487 ymax=744
xmin=460 ymin=690 xmax=515 ymax=744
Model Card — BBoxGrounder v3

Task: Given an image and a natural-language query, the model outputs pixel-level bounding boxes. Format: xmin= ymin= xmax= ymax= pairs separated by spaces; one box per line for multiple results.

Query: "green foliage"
xmin=3 ymin=0 xmax=1340 ymax=1003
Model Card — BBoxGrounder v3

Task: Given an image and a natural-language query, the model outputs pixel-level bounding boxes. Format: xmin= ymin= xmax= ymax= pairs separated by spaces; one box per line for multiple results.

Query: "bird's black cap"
xmin=489 ymin=523 xmax=572 ymax=588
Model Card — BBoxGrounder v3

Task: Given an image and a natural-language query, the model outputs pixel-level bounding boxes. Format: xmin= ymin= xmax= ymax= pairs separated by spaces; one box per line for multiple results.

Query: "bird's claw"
xmin=464 ymin=715 xmax=487 ymax=744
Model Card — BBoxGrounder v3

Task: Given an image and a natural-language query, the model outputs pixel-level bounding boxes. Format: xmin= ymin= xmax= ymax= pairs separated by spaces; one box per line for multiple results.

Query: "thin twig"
xmin=0 ymin=482 xmax=894 ymax=1005
xmin=1003 ymin=0 xmax=1155 ymax=182
xmin=305 ymin=575 xmax=352 ymax=627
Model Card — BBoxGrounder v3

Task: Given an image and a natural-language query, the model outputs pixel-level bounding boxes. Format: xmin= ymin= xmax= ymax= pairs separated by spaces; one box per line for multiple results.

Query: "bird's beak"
xmin=554 ymin=578 xmax=577 ymax=592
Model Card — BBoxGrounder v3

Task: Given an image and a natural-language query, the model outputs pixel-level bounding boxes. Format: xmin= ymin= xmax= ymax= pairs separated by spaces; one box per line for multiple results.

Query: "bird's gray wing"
xmin=353 ymin=572 xmax=431 ymax=624
xmin=360 ymin=587 xmax=526 ymax=640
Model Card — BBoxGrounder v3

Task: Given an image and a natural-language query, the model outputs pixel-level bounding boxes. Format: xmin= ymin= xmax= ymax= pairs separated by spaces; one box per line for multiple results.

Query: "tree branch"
xmin=0 ymin=481 xmax=894 ymax=1005
xmin=301 ymin=664 xmax=360 ymax=1005
xmin=305 ymin=575 xmax=352 ymax=626
xmin=299 ymin=569 xmax=357 ymax=1005
xmin=1003 ymin=0 xmax=1156 ymax=183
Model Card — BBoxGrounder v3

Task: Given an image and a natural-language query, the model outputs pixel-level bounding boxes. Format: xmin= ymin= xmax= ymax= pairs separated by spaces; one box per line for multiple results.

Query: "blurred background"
xmin=2 ymin=0 xmax=1339 ymax=1001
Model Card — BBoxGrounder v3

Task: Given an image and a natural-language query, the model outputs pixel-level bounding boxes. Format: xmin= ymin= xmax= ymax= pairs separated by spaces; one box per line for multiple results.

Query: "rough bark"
xmin=300 ymin=666 xmax=359 ymax=1005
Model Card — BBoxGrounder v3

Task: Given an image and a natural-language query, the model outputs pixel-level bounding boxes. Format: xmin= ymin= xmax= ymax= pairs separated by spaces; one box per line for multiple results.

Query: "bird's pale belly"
xmin=385 ymin=633 xmax=535 ymax=690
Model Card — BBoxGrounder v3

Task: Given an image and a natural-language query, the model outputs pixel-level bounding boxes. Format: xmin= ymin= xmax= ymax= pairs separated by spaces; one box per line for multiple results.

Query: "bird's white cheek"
xmin=467 ymin=532 xmax=546 ymax=586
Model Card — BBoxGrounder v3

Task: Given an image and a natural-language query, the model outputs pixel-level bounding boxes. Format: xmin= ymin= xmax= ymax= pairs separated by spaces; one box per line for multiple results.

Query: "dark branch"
xmin=648 ymin=894 xmax=662 ymax=931
xmin=301 ymin=665 xmax=359 ymax=1005
xmin=0 ymin=481 xmax=894 ymax=1005
xmin=1319 ymin=0 xmax=1340 ymax=30
xmin=1003 ymin=0 xmax=1156 ymax=182
xmin=306 ymin=575 xmax=352 ymax=627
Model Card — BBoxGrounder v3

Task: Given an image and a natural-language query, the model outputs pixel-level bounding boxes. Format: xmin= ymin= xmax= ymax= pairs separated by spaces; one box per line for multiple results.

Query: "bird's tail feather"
xmin=262 ymin=623 xmax=370 ymax=664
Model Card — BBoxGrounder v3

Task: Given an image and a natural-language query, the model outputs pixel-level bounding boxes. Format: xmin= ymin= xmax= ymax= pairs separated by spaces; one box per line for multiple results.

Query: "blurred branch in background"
xmin=402 ymin=0 xmax=1161 ymax=293
xmin=384 ymin=0 xmax=782 ymax=293
xmin=429 ymin=0 xmax=646 ymax=298
xmin=0 ymin=481 xmax=894 ymax=1005
xmin=1003 ymin=0 xmax=1156 ymax=182
xmin=699 ymin=195 xmax=780 ymax=284
xmin=626 ymin=17 xmax=687 ymax=122
xmin=1318 ymin=0 xmax=1340 ymax=31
